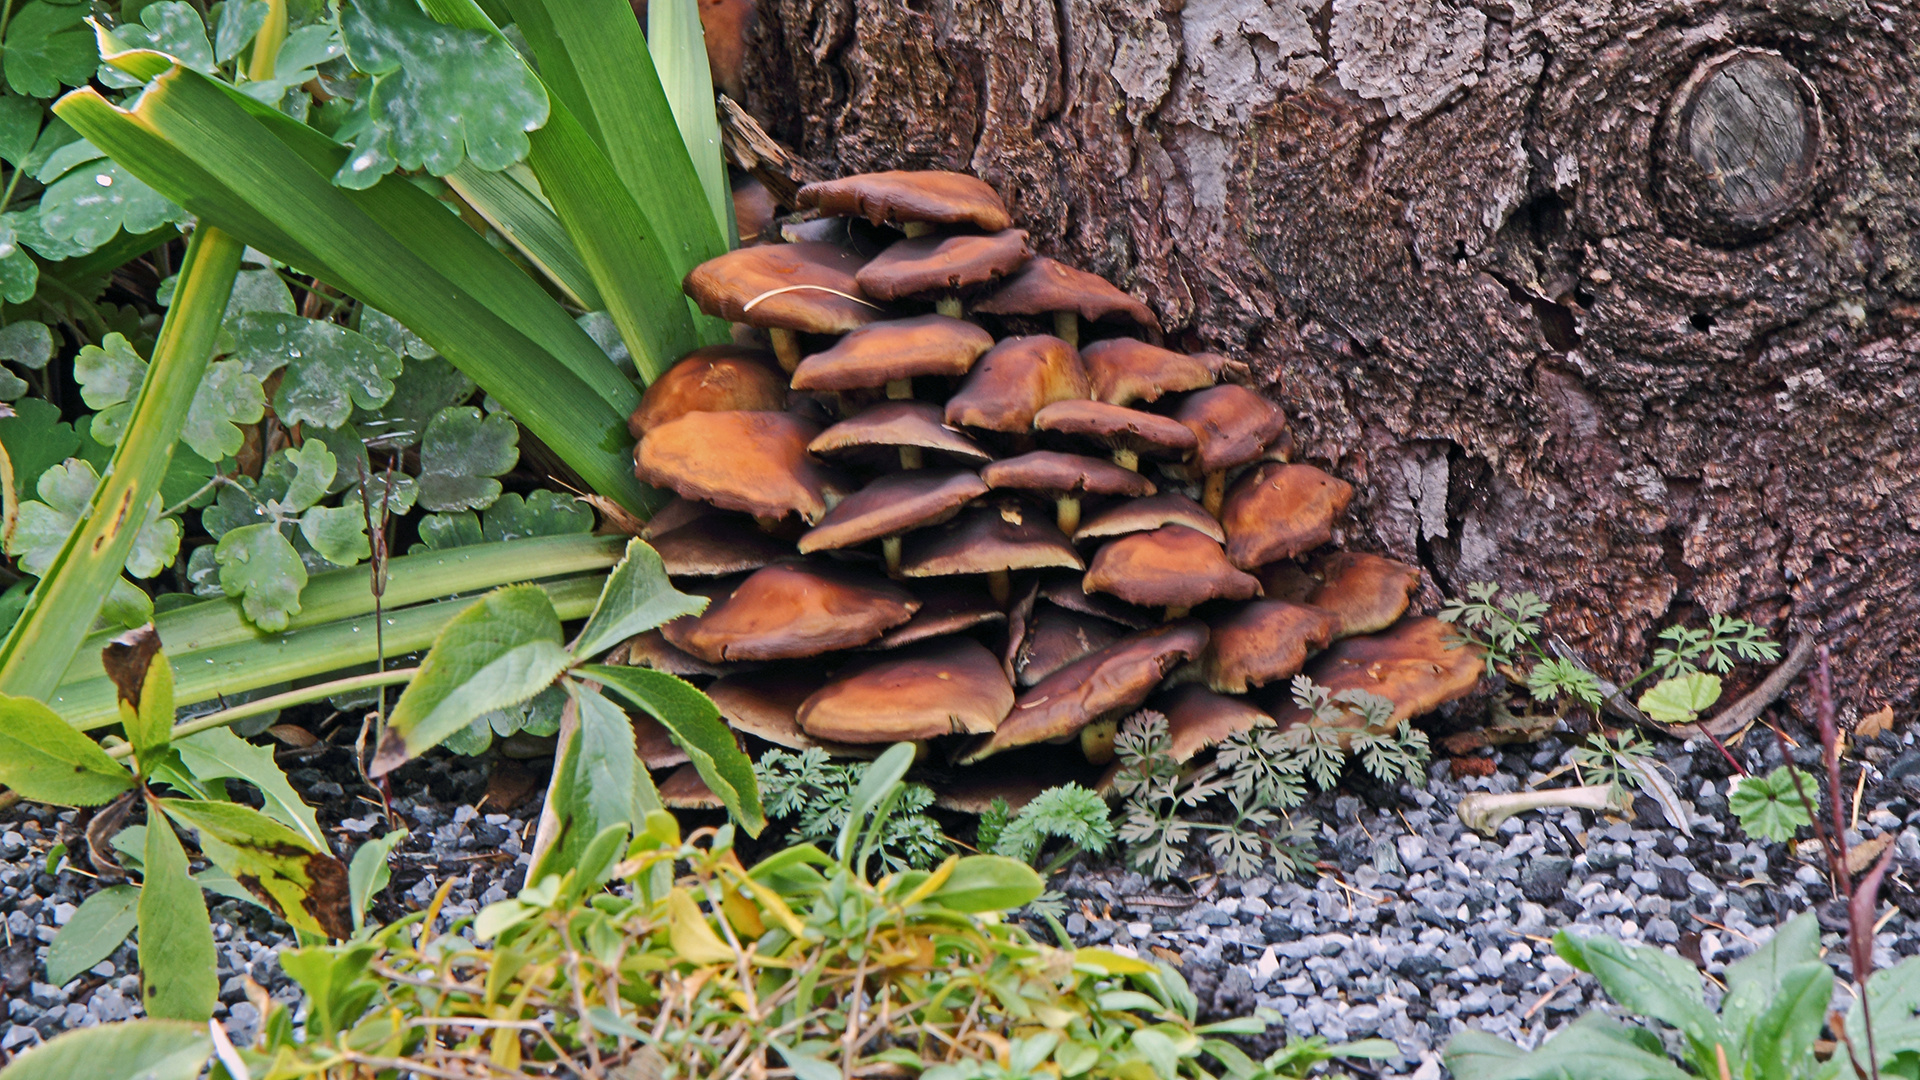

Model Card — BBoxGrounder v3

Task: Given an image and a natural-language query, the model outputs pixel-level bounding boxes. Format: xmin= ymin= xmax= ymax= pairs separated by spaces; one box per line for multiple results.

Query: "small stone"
xmin=1520 ymin=858 xmax=1573 ymax=904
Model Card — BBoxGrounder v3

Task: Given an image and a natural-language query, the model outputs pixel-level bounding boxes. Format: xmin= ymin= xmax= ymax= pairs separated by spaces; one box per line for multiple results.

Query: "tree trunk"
xmin=736 ymin=0 xmax=1920 ymax=720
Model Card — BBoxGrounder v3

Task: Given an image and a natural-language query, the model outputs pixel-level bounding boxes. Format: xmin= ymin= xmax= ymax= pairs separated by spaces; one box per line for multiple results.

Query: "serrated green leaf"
xmin=0 ymin=319 xmax=54 ymax=369
xmin=0 ymin=691 xmax=133 ymax=804
xmin=2 ymin=0 xmax=97 ymax=98
xmin=73 ymin=332 xmax=148 ymax=444
xmin=335 ymin=0 xmax=547 ymax=186
xmin=173 ymin=725 xmax=325 ymax=847
xmin=299 ymin=502 xmax=369 ymax=566
xmin=0 ymin=1019 xmax=212 ymax=1080
xmin=46 ymin=883 xmax=139 ymax=985
xmin=348 ymin=827 xmax=407 ymax=931
xmin=1637 ymin=671 xmax=1723 ymax=725
xmin=1728 ymin=766 xmax=1815 ymax=844
xmin=483 ymin=489 xmax=591 ymax=542
xmin=584 ymin=662 xmax=763 ymax=836
xmin=179 ymin=357 xmax=266 ymax=461
xmin=38 ymin=155 xmax=187 ymax=255
xmin=571 ymin=538 xmax=704 ymax=659
xmin=231 ymin=311 xmax=403 ymax=428
xmin=213 ymin=521 xmax=307 ymax=629
xmin=158 ymin=797 xmax=351 ymax=938
xmin=0 ymin=94 xmax=43 ymax=167
xmin=138 ymin=805 xmax=217 ymax=1020
xmin=275 ymin=438 xmax=336 ymax=513
xmin=370 ymin=582 xmax=571 ymax=772
xmin=416 ymin=405 xmax=516 ymax=511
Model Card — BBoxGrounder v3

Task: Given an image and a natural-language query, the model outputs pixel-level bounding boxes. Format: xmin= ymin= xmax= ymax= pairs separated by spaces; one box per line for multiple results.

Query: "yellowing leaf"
xmin=1074 ymin=947 xmax=1157 ymax=976
xmin=666 ymin=887 xmax=733 ymax=965
xmin=1637 ymin=671 xmax=1722 ymax=725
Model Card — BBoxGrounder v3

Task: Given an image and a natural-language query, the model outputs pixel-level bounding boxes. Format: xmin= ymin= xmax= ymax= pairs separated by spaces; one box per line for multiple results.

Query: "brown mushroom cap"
xmin=622 ymin=629 xmax=740 ymax=678
xmin=797 ymin=171 xmax=1013 ymax=232
xmin=1157 ymin=684 xmax=1274 ymax=762
xmin=808 ymin=401 xmax=992 ymax=466
xmin=1222 ymin=463 xmax=1355 ymax=569
xmin=683 ymin=242 xmax=879 ymax=334
xmin=635 ymin=411 xmax=846 ymax=524
xmin=1083 ymin=525 xmax=1261 ymax=610
xmin=1073 ymin=492 xmax=1223 ymax=543
xmin=797 ymin=638 xmax=1014 ymax=742
xmin=1172 ymin=385 xmax=1288 ymax=473
xmin=1033 ymin=400 xmax=1199 ymax=461
xmin=854 ymin=230 xmax=1033 ymax=302
xmin=1306 ymin=553 xmax=1421 ymax=639
xmin=1202 ymin=600 xmax=1340 ymax=694
xmin=960 ymin=619 xmax=1210 ymax=762
xmin=866 ymin=582 xmax=1006 ymax=650
xmin=981 ymin=451 xmax=1157 ymax=498
xmin=790 ymin=315 xmax=995 ymax=392
xmin=1039 ymin=575 xmax=1156 ymax=628
xmin=663 ymin=562 xmax=919 ymax=662
xmin=639 ymin=496 xmax=712 ymax=539
xmin=900 ymin=500 xmax=1084 ymax=577
xmin=1011 ymin=603 xmax=1124 ymax=687
xmin=944 ymin=335 xmax=1089 ymax=433
xmin=628 ymin=346 xmax=786 ymax=438
xmin=709 ymin=669 xmax=826 ymax=750
xmin=971 ymin=256 xmax=1159 ymax=329
xmin=648 ymin=511 xmax=795 ymax=577
xmin=1265 ymin=616 xmax=1484 ymax=738
xmin=659 ymin=764 xmax=723 ymax=808
xmin=1080 ymin=339 xmax=1225 ymax=406
xmin=798 ymin=469 xmax=989 ymax=553
xmin=634 ymin=713 xmax=691 ymax=769
xmin=930 ymin=773 xmax=1058 ymax=814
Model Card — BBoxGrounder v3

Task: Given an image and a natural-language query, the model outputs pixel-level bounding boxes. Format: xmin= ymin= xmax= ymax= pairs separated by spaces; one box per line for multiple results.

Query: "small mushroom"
xmin=1082 ymin=524 xmax=1261 ymax=618
xmin=854 ymin=230 xmax=1033 ymax=318
xmin=866 ymin=581 xmax=1006 ymax=650
xmin=1305 ymin=552 xmax=1421 ymax=639
xmin=663 ymin=562 xmax=919 ymax=662
xmin=960 ymin=619 xmax=1210 ymax=764
xmin=659 ymin=764 xmax=723 ymax=809
xmin=790 ymin=314 xmax=994 ymax=403
xmin=732 ymin=173 xmax=778 ymax=244
xmin=971 ymin=256 xmax=1159 ymax=347
xmin=635 ymin=411 xmax=847 ymax=525
xmin=899 ymin=499 xmax=1084 ymax=605
xmin=796 ymin=638 xmax=1014 ymax=742
xmin=981 ymin=449 xmax=1155 ymax=534
xmin=628 ymin=345 xmax=786 ymax=438
xmin=647 ymin=511 xmax=796 ymax=578
xmin=1079 ymin=339 xmax=1226 ymax=406
xmin=1033 ymin=400 xmax=1198 ymax=472
xmin=1171 ymin=385 xmax=1289 ymax=516
xmin=1010 ymin=603 xmax=1124 ymax=687
xmin=683 ymin=242 xmax=880 ymax=370
xmin=808 ymin=400 xmax=992 ymax=471
xmin=634 ymin=713 xmax=691 ymax=769
xmin=1221 ymin=463 xmax=1355 ymax=570
xmin=944 ymin=335 xmax=1090 ymax=435
xmin=1156 ymin=684 xmax=1274 ymax=762
xmin=1073 ymin=491 xmax=1223 ymax=544
xmin=796 ymin=170 xmax=1014 ymax=235
xmin=621 ymin=629 xmax=740 ymax=679
xmin=1039 ymin=575 xmax=1157 ymax=628
xmin=1201 ymin=600 xmax=1339 ymax=694
xmin=797 ymin=468 xmax=989 ymax=574
xmin=1263 ymin=617 xmax=1484 ymax=742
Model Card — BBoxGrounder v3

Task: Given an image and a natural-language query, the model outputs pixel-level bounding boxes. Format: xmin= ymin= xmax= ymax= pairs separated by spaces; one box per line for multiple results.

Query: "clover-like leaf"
xmin=214 ymin=522 xmax=308 ymax=630
xmin=0 ymin=221 xmax=37 ymax=306
xmin=273 ymin=440 xmax=337 ymax=516
xmin=125 ymin=510 xmax=182 ymax=579
xmin=335 ymin=0 xmax=548 ymax=187
xmin=74 ymin=333 xmax=147 ymax=445
xmin=1637 ymin=671 xmax=1723 ymax=725
xmin=0 ymin=93 xmax=41 ymax=167
xmin=353 ymin=352 xmax=472 ymax=448
xmin=2 ymin=0 xmax=97 ymax=98
xmin=213 ymin=0 xmax=269 ymax=62
xmin=416 ymin=405 xmax=517 ymax=511
xmin=180 ymin=359 xmax=266 ymax=462
xmin=299 ymin=503 xmax=369 ymax=567
xmin=0 ymin=397 xmax=77 ymax=490
xmin=0 ymin=320 xmax=53 ymax=370
xmin=199 ymin=478 xmax=264 ymax=539
xmin=111 ymin=2 xmax=216 ymax=74
xmin=483 ymin=491 xmax=593 ymax=543
xmin=6 ymin=459 xmax=177 ymax=578
xmin=412 ymin=510 xmax=481 ymax=552
xmin=230 ymin=312 xmax=403 ymax=428
xmin=37 ymin=149 xmax=187 ymax=255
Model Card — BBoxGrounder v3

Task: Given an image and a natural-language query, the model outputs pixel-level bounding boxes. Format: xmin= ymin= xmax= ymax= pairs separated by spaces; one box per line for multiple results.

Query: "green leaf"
xmin=1554 ymin=931 xmax=1724 ymax=1066
xmin=570 ymin=538 xmax=705 ymax=659
xmin=276 ymin=941 xmax=378 ymax=1039
xmin=1636 ymin=671 xmax=1722 ymax=725
xmin=352 ymin=351 xmax=472 ymax=448
xmin=173 ymin=725 xmax=325 ymax=847
xmin=179 ymin=359 xmax=266 ymax=461
xmin=647 ymin=0 xmax=728 ymax=241
xmin=482 ymin=490 xmax=592 ymax=542
xmin=276 ymin=438 xmax=337 ymax=513
xmin=0 ymin=398 xmax=79 ymax=493
xmin=444 ymin=162 xmax=603 ymax=310
xmin=73 ymin=332 xmax=148 ymax=444
xmin=1444 ymin=1011 xmax=1692 ymax=1080
xmin=230 ymin=311 xmax=403 ymax=428
xmin=347 ymin=827 xmax=407 ymax=931
xmin=300 ymin=502 xmax=370 ymax=566
xmin=1721 ymin=911 xmax=1822 ymax=1043
xmin=584 ymin=663 xmax=764 ymax=836
xmin=0 ymin=222 xmax=38 ymax=307
xmin=0 ymin=319 xmax=55 ymax=369
xmin=0 ymin=94 xmax=44 ymax=166
xmin=46 ymin=883 xmax=140 ymax=986
xmin=111 ymin=3 xmax=216 ymax=74
xmin=927 ymin=854 xmax=1045 ymax=913
xmin=102 ymin=625 xmax=174 ymax=767
xmin=371 ymin=582 xmax=572 ymax=773
xmin=527 ymin=684 xmax=658 ymax=883
xmin=5 ymin=459 xmax=179 ymax=578
xmin=159 ymin=798 xmax=352 ymax=938
xmin=0 ymin=1020 xmax=211 ymax=1080
xmin=0 ymin=692 xmax=131 ymax=804
xmin=335 ymin=0 xmax=547 ymax=186
xmin=102 ymin=575 xmax=154 ymax=630
xmin=213 ymin=521 xmax=308 ymax=630
xmin=414 ymin=509 xmax=483 ymax=551
xmin=416 ymin=405 xmax=517 ymax=511
xmin=38 ymin=153 xmax=187 ymax=255
xmin=1747 ymin=962 xmax=1835 ymax=1080
xmin=1728 ymin=766 xmax=1815 ymax=844
xmin=213 ymin=0 xmax=269 ymax=63
xmin=138 ymin=804 xmax=218 ymax=1021
xmin=2 ymin=0 xmax=97 ymax=98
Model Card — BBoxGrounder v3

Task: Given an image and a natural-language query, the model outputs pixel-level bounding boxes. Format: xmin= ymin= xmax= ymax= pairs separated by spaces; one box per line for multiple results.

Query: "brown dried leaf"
xmin=1858 ymin=706 xmax=1895 ymax=740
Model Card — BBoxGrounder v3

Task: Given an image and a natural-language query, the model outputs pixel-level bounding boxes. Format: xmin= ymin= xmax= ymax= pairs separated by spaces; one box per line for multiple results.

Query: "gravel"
xmin=6 ymin=724 xmax=1920 ymax=1076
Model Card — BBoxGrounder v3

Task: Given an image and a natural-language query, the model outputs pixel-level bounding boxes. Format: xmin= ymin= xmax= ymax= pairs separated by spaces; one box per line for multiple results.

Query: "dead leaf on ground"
xmin=484 ymin=759 xmax=547 ymax=811
xmin=1858 ymin=706 xmax=1896 ymax=740
xmin=1849 ymin=833 xmax=1897 ymax=876
xmin=1450 ymin=756 xmax=1496 ymax=779
xmin=267 ymin=724 xmax=319 ymax=748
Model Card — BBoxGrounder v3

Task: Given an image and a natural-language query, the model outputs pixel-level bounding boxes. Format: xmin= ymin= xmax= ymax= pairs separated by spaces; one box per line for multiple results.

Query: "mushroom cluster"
xmin=622 ymin=170 xmax=1481 ymax=808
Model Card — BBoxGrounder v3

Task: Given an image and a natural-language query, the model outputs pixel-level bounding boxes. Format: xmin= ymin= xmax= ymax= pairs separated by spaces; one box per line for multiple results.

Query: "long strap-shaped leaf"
xmin=648 ymin=0 xmax=730 ymax=242
xmin=0 ymin=227 xmax=243 ymax=702
xmin=54 ymin=69 xmax=657 ymax=514
xmin=446 ymin=162 xmax=604 ymax=311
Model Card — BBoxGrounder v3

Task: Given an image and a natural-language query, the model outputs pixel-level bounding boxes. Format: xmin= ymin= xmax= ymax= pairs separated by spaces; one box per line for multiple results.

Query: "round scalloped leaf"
xmin=412 ymin=510 xmax=482 ymax=552
xmin=299 ymin=503 xmax=370 ymax=567
xmin=214 ymin=522 xmax=308 ymax=630
xmin=416 ymin=405 xmax=517 ymax=511
xmin=0 ymin=320 xmax=54 ymax=369
xmin=230 ymin=312 xmax=402 ymax=428
xmin=358 ymin=307 xmax=436 ymax=359
xmin=200 ymin=478 xmax=266 ymax=540
xmin=483 ymin=490 xmax=592 ymax=543
xmin=352 ymin=353 xmax=473 ymax=448
xmin=0 ymin=94 xmax=42 ymax=168
xmin=111 ymin=2 xmax=216 ymax=74
xmin=0 ymin=397 xmax=79 ymax=491
xmin=181 ymin=359 xmax=266 ymax=462
xmin=0 ymin=221 xmax=38 ymax=305
xmin=1 ymin=0 xmax=98 ymax=99
xmin=273 ymin=439 xmax=337 ymax=516
xmin=38 ymin=157 xmax=187 ymax=255
xmin=5 ymin=459 xmax=180 ymax=578
xmin=73 ymin=332 xmax=147 ymax=445
xmin=213 ymin=0 xmax=269 ymax=62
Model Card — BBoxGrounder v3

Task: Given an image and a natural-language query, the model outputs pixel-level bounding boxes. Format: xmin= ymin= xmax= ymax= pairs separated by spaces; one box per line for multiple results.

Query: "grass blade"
xmin=444 ymin=162 xmax=603 ymax=310
xmin=647 ymin=0 xmax=729 ymax=241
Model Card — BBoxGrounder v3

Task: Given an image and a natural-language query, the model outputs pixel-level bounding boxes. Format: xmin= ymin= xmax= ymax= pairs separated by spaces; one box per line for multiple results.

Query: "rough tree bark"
xmin=736 ymin=0 xmax=1920 ymax=721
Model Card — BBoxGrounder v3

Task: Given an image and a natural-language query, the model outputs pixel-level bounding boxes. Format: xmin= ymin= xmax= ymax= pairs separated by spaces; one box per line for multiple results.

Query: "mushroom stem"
xmin=754 ymin=514 xmax=785 ymax=533
xmin=936 ymin=296 xmax=964 ymax=319
xmin=898 ymin=446 xmax=925 ymax=470
xmin=987 ymin=569 xmax=1011 ymax=607
xmin=882 ymin=536 xmax=903 ymax=576
xmin=1113 ymin=448 xmax=1139 ymax=472
xmin=886 ymin=378 xmax=913 ymax=400
xmin=1079 ymin=717 xmax=1119 ymax=764
xmin=768 ymin=328 xmax=802 ymax=372
xmin=1457 ymin=785 xmax=1624 ymax=836
xmin=1165 ymin=606 xmax=1190 ymax=620
xmin=1053 ymin=310 xmax=1080 ymax=348
xmin=1055 ymin=495 xmax=1082 ymax=535
xmin=1203 ymin=471 xmax=1226 ymax=517
xmin=903 ymin=222 xmax=935 ymax=239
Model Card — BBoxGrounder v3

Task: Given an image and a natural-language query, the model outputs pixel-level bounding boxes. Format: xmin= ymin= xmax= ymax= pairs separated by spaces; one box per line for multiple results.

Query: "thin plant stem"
xmin=103 ymin=667 xmax=418 ymax=759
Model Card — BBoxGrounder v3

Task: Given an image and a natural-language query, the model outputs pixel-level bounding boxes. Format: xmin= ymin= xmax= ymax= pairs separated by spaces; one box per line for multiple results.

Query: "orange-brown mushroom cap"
xmin=629 ymin=345 xmax=786 ymax=438
xmin=808 ymin=401 xmax=992 ymax=466
xmin=1080 ymin=339 xmax=1226 ymax=406
xmin=659 ymin=764 xmax=723 ymax=809
xmin=790 ymin=314 xmax=994 ymax=391
xmin=1010 ymin=603 xmax=1124 ymax=687
xmin=683 ymin=242 xmax=879 ymax=334
xmin=855 ymin=230 xmax=1033 ymax=301
xmin=1172 ymin=385 xmax=1288 ymax=473
xmin=1221 ymin=463 xmax=1355 ymax=569
xmin=972 ymin=256 xmax=1158 ymax=329
xmin=865 ymin=583 xmax=1007 ymax=650
xmin=1157 ymin=684 xmax=1274 ymax=762
xmin=663 ymin=562 xmax=919 ymax=662
xmin=960 ymin=619 xmax=1210 ymax=763
xmin=634 ymin=713 xmax=690 ymax=769
xmin=1202 ymin=600 xmax=1340 ymax=694
xmin=982 ymin=451 xmax=1157 ymax=498
xmin=1306 ymin=552 xmax=1421 ymax=639
xmin=648 ymin=511 xmax=796 ymax=577
xmin=622 ymin=629 xmax=740 ymax=679
xmin=709 ymin=669 xmax=828 ymax=751
xmin=797 ymin=638 xmax=1014 ymax=742
xmin=944 ymin=335 xmax=1090 ymax=433
xmin=635 ymin=411 xmax=846 ymax=524
xmin=797 ymin=170 xmax=1013 ymax=232
xmin=900 ymin=501 xmax=1085 ymax=578
xmin=1033 ymin=400 xmax=1198 ymax=461
xmin=1265 ymin=616 xmax=1484 ymax=738
xmin=1083 ymin=525 xmax=1261 ymax=610
xmin=1073 ymin=492 xmax=1223 ymax=543
xmin=798 ymin=469 xmax=989 ymax=552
